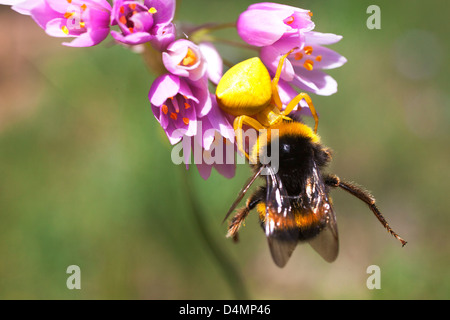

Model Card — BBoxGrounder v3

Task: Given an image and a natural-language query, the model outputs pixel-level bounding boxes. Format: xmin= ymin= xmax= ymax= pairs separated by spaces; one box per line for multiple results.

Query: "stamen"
xmin=184 ymin=102 xmax=191 ymax=109
xmin=308 ymin=11 xmax=313 ymax=17
xmin=161 ymin=104 xmax=168 ymax=115
xmin=294 ymin=52 xmax=303 ymax=60
xmin=304 ymin=46 xmax=313 ymax=55
xmin=171 ymin=96 xmax=180 ymax=113
xmin=120 ymin=6 xmax=125 ymax=14
xmin=315 ymin=55 xmax=322 ymax=62
xmin=79 ymin=21 xmax=85 ymax=28
xmin=64 ymin=12 xmax=73 ymax=19
xmin=180 ymin=48 xmax=197 ymax=67
xmin=61 ymin=25 xmax=69 ymax=35
xmin=148 ymin=7 xmax=157 ymax=14
xmin=119 ymin=16 xmax=127 ymax=25
xmin=170 ymin=112 xmax=178 ymax=120
xmin=67 ymin=0 xmax=72 ymax=3
xmin=285 ymin=16 xmax=295 ymax=25
xmin=129 ymin=3 xmax=137 ymax=10
xmin=80 ymin=4 xmax=87 ymax=11
xmin=129 ymin=27 xmax=134 ymax=33
xmin=182 ymin=118 xmax=190 ymax=125
xmin=304 ymin=59 xmax=314 ymax=71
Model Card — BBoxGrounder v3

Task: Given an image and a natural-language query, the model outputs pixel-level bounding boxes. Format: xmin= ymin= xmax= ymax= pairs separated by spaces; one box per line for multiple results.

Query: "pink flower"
xmin=260 ymin=31 xmax=347 ymax=96
xmin=182 ymin=95 xmax=236 ymax=180
xmin=110 ymin=0 xmax=175 ymax=49
xmin=149 ymin=74 xmax=211 ymax=145
xmin=163 ymin=39 xmax=207 ymax=81
xmin=187 ymin=132 xmax=236 ymax=180
xmin=198 ymin=42 xmax=223 ymax=85
xmin=162 ymin=39 xmax=223 ymax=84
xmin=2 ymin=0 xmax=112 ymax=47
xmin=237 ymin=2 xmax=314 ymax=52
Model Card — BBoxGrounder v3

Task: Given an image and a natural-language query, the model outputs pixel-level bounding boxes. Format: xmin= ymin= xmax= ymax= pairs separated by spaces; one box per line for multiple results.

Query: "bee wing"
xmin=264 ymin=167 xmax=299 ymax=268
xmin=307 ymin=166 xmax=339 ymax=262
xmin=222 ymin=166 xmax=264 ymax=223
xmin=308 ymin=201 xmax=339 ymax=262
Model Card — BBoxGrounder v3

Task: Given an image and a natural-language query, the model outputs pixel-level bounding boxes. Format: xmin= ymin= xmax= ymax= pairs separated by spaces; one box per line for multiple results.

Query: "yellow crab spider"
xmin=215 ymin=49 xmax=319 ymax=160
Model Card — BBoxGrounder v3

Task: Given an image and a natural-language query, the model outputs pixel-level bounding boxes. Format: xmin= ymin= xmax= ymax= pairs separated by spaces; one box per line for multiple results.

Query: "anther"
xmin=294 ymin=52 xmax=303 ymax=60
xmin=161 ymin=104 xmax=168 ymax=115
xmin=170 ymin=112 xmax=178 ymax=120
xmin=182 ymin=118 xmax=190 ymax=125
xmin=148 ymin=7 xmax=157 ymax=14
xmin=62 ymin=25 xmax=69 ymax=35
xmin=304 ymin=46 xmax=313 ymax=55
xmin=180 ymin=48 xmax=197 ymax=67
xmin=315 ymin=55 xmax=322 ymax=62
xmin=285 ymin=16 xmax=295 ymax=25
xmin=303 ymin=59 xmax=314 ymax=71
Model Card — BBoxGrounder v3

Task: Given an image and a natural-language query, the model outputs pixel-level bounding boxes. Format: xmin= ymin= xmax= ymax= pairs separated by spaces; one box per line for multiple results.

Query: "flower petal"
xmin=199 ymin=42 xmax=223 ymax=85
xmin=292 ymin=68 xmax=338 ymax=96
xmin=294 ymin=45 xmax=347 ymax=70
xmin=149 ymin=74 xmax=180 ymax=106
xmin=147 ymin=0 xmax=176 ymax=25
xmin=62 ymin=28 xmax=110 ymax=47
xmin=237 ymin=9 xmax=290 ymax=47
xmin=29 ymin=0 xmax=61 ymax=30
xmin=110 ymin=30 xmax=153 ymax=45
xmin=260 ymin=45 xmax=295 ymax=81
xmin=8 ymin=0 xmax=41 ymax=15
xmin=304 ymin=31 xmax=343 ymax=45
xmin=196 ymin=162 xmax=213 ymax=180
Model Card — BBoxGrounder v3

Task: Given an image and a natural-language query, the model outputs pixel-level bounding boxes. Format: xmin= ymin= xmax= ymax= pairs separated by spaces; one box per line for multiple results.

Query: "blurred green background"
xmin=0 ymin=0 xmax=449 ymax=299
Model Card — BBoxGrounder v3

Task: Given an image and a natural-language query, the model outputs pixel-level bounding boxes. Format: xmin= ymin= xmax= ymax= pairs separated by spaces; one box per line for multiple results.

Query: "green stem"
xmin=213 ymin=38 xmax=258 ymax=51
xmin=180 ymin=167 xmax=249 ymax=299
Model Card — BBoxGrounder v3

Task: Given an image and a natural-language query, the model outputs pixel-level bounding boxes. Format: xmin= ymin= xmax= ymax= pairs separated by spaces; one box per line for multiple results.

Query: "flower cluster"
xmin=237 ymin=2 xmax=347 ymax=112
xmin=4 ymin=0 xmax=175 ymax=48
xmin=2 ymin=1 xmax=346 ymax=180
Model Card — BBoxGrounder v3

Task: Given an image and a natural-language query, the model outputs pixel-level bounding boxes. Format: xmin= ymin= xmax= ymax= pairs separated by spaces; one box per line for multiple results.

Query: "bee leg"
xmin=324 ymin=174 xmax=407 ymax=247
xmin=282 ymin=92 xmax=319 ymax=134
xmin=227 ymin=195 xmax=261 ymax=242
xmin=233 ymin=115 xmax=266 ymax=162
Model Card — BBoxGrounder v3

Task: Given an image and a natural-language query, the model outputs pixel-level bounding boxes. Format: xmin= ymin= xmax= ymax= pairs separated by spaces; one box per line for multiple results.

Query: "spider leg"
xmin=233 ymin=115 xmax=266 ymax=161
xmin=282 ymin=92 xmax=319 ymax=133
xmin=271 ymin=48 xmax=297 ymax=111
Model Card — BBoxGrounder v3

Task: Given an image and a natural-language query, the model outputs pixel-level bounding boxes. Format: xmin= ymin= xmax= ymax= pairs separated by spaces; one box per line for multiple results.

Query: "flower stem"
xmin=213 ymin=38 xmax=258 ymax=51
xmin=179 ymin=167 xmax=249 ymax=299
xmin=141 ymin=43 xmax=166 ymax=76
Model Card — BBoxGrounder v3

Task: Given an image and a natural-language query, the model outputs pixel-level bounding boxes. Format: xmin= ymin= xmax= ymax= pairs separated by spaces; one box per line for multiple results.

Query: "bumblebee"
xmin=216 ymin=50 xmax=407 ymax=267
